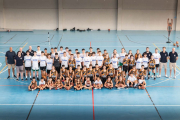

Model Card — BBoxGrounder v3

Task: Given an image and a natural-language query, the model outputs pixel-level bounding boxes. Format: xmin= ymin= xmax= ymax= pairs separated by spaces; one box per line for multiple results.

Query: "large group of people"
xmin=5 ymin=45 xmax=178 ymax=91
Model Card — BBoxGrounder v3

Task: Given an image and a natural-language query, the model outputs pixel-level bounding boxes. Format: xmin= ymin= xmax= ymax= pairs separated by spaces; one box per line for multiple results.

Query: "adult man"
xmin=169 ymin=48 xmax=178 ymax=78
xmin=17 ymin=47 xmax=26 ymax=77
xmin=159 ymin=47 xmax=168 ymax=78
xmin=15 ymin=51 xmax=24 ymax=81
xmin=5 ymin=47 xmax=16 ymax=79
xmin=143 ymin=47 xmax=152 ymax=60
xmin=27 ymin=46 xmax=34 ymax=56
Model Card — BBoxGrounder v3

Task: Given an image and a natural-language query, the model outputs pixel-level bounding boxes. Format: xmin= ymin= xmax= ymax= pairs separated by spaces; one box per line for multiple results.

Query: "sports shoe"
xmin=16 ymin=78 xmax=19 ymax=81
xmin=154 ymin=77 xmax=156 ymax=80
xmin=165 ymin=75 xmax=168 ymax=78
xmin=174 ymin=76 xmax=176 ymax=79
xmin=30 ymin=78 xmax=32 ymax=80
xmin=151 ymin=75 xmax=154 ymax=78
xmin=21 ymin=79 xmax=24 ymax=81
xmin=25 ymin=78 xmax=28 ymax=81
xmin=158 ymin=75 xmax=161 ymax=78
xmin=117 ymin=87 xmax=121 ymax=89
xmin=94 ymin=88 xmax=97 ymax=90
xmin=7 ymin=76 xmax=10 ymax=79
xmin=156 ymin=75 xmax=159 ymax=78
xmin=14 ymin=75 xmax=17 ymax=78
xmin=37 ymin=77 xmax=39 ymax=81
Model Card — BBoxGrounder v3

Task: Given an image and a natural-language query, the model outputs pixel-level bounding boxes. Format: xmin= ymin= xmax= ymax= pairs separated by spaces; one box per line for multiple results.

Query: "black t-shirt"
xmin=27 ymin=49 xmax=34 ymax=56
xmin=15 ymin=56 xmax=24 ymax=66
xmin=160 ymin=51 xmax=168 ymax=63
xmin=5 ymin=51 xmax=16 ymax=64
xmin=143 ymin=51 xmax=152 ymax=60
xmin=17 ymin=51 xmax=26 ymax=58
xmin=169 ymin=52 xmax=178 ymax=63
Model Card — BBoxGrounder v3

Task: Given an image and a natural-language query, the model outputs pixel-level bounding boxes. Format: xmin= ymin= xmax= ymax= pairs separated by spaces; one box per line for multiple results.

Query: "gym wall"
xmin=0 ymin=0 xmax=178 ymax=30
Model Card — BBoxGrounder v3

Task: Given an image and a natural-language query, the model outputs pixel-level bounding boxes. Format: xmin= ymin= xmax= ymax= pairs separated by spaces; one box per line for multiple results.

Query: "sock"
xmin=134 ymin=83 xmax=137 ymax=87
xmin=26 ymin=76 xmax=27 ymax=78
xmin=127 ymin=83 xmax=129 ymax=87
xmin=154 ymin=73 xmax=155 ymax=77
xmin=156 ymin=73 xmax=158 ymax=76
xmin=30 ymin=76 xmax=31 ymax=78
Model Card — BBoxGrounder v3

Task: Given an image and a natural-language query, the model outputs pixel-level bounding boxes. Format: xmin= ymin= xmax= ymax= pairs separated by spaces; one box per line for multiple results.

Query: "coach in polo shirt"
xmin=5 ymin=47 xmax=16 ymax=79
xmin=27 ymin=46 xmax=34 ymax=56
xmin=159 ymin=47 xmax=168 ymax=78
xmin=143 ymin=47 xmax=152 ymax=60
xmin=169 ymin=48 xmax=178 ymax=78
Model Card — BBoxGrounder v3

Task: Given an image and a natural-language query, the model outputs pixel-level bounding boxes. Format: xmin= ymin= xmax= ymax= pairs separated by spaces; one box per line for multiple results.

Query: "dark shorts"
xmin=55 ymin=67 xmax=60 ymax=73
xmin=128 ymin=66 xmax=133 ymax=71
xmin=123 ymin=66 xmax=128 ymax=73
xmin=47 ymin=70 xmax=51 ymax=74
xmin=40 ymin=66 xmax=46 ymax=70
xmin=155 ymin=64 xmax=159 ymax=68
xmin=92 ymin=67 xmax=95 ymax=69
xmin=144 ymin=67 xmax=148 ymax=70
xmin=149 ymin=67 xmax=155 ymax=70
xmin=25 ymin=67 xmax=31 ymax=71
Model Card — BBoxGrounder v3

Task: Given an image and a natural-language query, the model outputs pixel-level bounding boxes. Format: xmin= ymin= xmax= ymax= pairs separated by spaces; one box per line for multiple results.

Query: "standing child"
xmin=31 ymin=51 xmax=39 ymax=80
xmin=148 ymin=55 xmax=156 ymax=80
xmin=50 ymin=66 xmax=57 ymax=81
xmin=46 ymin=54 xmax=53 ymax=77
xmin=24 ymin=51 xmax=32 ymax=80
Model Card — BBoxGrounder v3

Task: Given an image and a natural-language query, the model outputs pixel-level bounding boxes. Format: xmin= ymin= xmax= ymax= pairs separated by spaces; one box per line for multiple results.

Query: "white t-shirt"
xmin=31 ymin=56 xmax=39 ymax=68
xmin=138 ymin=79 xmax=146 ymax=85
xmin=39 ymin=56 xmax=47 ymax=67
xmin=136 ymin=58 xmax=142 ymax=69
xmin=80 ymin=53 xmax=86 ymax=59
xmin=46 ymin=59 xmax=53 ymax=70
xmin=94 ymin=80 xmax=102 ymax=85
xmin=128 ymin=76 xmax=137 ymax=82
xmin=39 ymin=81 xmax=45 ymax=85
xmin=58 ymin=50 xmax=65 ymax=58
xmin=51 ymin=52 xmax=55 ymax=59
xmin=111 ymin=58 xmax=118 ymax=68
xmin=75 ymin=57 xmax=82 ymax=68
xmin=91 ymin=56 xmax=97 ymax=67
xmin=153 ymin=53 xmax=161 ymax=64
xmin=24 ymin=56 xmax=32 ymax=67
xmin=83 ymin=56 xmax=92 ymax=68
xmin=142 ymin=57 xmax=149 ymax=68
xmin=96 ymin=56 xmax=104 ymax=66
xmin=36 ymin=50 xmax=41 ymax=58
xmin=111 ymin=53 xmax=119 ymax=59
xmin=74 ymin=54 xmax=77 ymax=59
xmin=119 ymin=53 xmax=126 ymax=63
xmin=61 ymin=56 xmax=69 ymax=68
xmin=96 ymin=53 xmax=99 ymax=57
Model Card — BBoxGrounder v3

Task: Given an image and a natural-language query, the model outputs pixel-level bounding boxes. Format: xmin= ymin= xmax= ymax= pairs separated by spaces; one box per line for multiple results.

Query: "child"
xmin=128 ymin=55 xmax=135 ymax=72
xmin=84 ymin=77 xmax=93 ymax=90
xmin=68 ymin=66 xmax=74 ymax=86
xmin=101 ymin=66 xmax=108 ymax=85
xmin=142 ymin=53 xmax=149 ymax=79
xmin=64 ymin=77 xmax=72 ymax=90
xmin=60 ymin=65 xmax=68 ymax=81
xmin=82 ymin=65 xmax=87 ymax=83
xmin=104 ymin=53 xmax=110 ymax=69
xmin=87 ymin=64 xmax=94 ymax=83
xmin=115 ymin=76 xmax=126 ymax=89
xmin=74 ymin=65 xmax=82 ymax=83
xmin=54 ymin=78 xmax=63 ymax=90
xmin=24 ymin=51 xmax=32 ymax=80
xmin=74 ymin=79 xmax=83 ymax=90
xmin=28 ymin=77 xmax=37 ymax=91
xmin=107 ymin=63 xmax=115 ymax=80
xmin=148 ymin=55 xmax=156 ymax=80
xmin=41 ymin=69 xmax=47 ymax=83
xmin=46 ymin=54 xmax=53 ymax=77
xmin=127 ymin=73 xmax=138 ymax=88
xmin=47 ymin=77 xmax=54 ymax=90
xmin=50 ymin=66 xmax=57 ymax=81
xmin=68 ymin=54 xmax=76 ymax=71
xmin=104 ymin=76 xmax=113 ymax=89
xmin=31 ymin=51 xmax=39 ymax=80
xmin=128 ymin=65 xmax=138 ymax=77
xmin=138 ymin=76 xmax=146 ymax=89
xmin=94 ymin=64 xmax=100 ymax=80
xmin=135 ymin=54 xmax=143 ymax=71
xmin=94 ymin=76 xmax=103 ymax=89
xmin=115 ymin=67 xmax=125 ymax=83
xmin=38 ymin=77 xmax=46 ymax=90
xmin=123 ymin=54 xmax=129 ymax=75
xmin=138 ymin=65 xmax=146 ymax=80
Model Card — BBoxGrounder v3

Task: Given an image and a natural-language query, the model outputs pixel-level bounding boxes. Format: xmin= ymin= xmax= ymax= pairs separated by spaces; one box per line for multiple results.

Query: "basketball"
xmin=120 ymin=84 xmax=123 ymax=87
xmin=141 ymin=86 xmax=145 ymax=89
xmin=176 ymin=41 xmax=179 ymax=44
xmin=173 ymin=43 xmax=176 ymax=46
xmin=31 ymin=85 xmax=34 ymax=89
xmin=40 ymin=84 xmax=44 ymax=87
xmin=177 ymin=45 xmax=179 ymax=48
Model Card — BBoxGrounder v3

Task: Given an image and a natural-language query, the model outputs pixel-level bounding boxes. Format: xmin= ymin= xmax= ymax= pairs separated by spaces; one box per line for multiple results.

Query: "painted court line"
xmin=1 ymin=104 xmax=180 ymax=107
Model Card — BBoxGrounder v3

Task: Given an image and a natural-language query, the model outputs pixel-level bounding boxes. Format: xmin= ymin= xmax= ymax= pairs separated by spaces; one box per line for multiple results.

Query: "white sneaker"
xmin=94 ymin=88 xmax=97 ymax=90
xmin=99 ymin=88 xmax=101 ymax=89
xmin=117 ymin=87 xmax=121 ymax=89
xmin=159 ymin=75 xmax=161 ymax=78
xmin=151 ymin=75 xmax=154 ymax=78
xmin=156 ymin=75 xmax=159 ymax=78
xmin=165 ymin=75 xmax=168 ymax=78
xmin=174 ymin=76 xmax=176 ymax=79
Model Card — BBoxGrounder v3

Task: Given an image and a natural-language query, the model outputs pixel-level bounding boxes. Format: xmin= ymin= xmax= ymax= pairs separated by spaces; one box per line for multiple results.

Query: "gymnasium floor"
xmin=0 ymin=30 xmax=180 ymax=120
